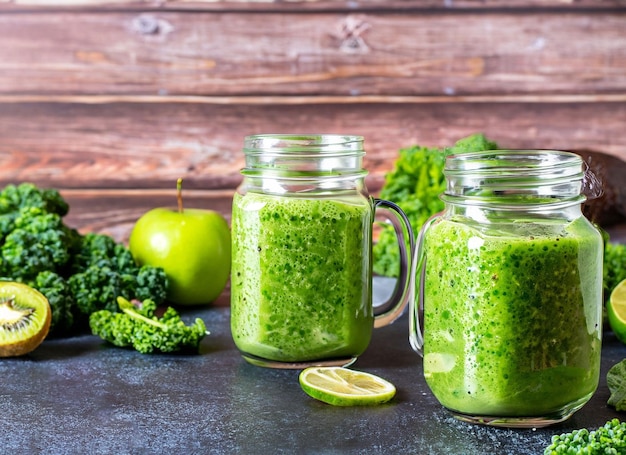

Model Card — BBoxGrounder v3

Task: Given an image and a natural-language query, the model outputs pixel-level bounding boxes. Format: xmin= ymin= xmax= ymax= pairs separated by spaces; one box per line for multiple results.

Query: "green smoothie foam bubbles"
xmin=410 ymin=150 xmax=604 ymax=428
xmin=230 ymin=134 xmax=415 ymax=369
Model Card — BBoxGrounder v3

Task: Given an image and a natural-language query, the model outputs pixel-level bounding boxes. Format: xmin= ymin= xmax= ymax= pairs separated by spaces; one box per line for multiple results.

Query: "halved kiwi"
xmin=0 ymin=281 xmax=51 ymax=357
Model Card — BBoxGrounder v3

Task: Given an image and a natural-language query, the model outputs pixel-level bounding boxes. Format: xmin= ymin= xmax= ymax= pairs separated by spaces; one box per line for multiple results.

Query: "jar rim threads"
xmin=243 ymin=134 xmax=365 ymax=156
xmin=441 ymin=149 xmax=593 ymax=209
xmin=241 ymin=134 xmax=367 ymax=182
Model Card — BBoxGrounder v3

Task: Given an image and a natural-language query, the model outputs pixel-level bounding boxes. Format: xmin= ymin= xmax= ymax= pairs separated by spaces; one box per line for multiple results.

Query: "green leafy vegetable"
xmin=29 ymin=270 xmax=75 ymax=333
xmin=0 ymin=182 xmax=169 ymax=335
xmin=608 ymin=359 xmax=626 ymax=411
xmin=605 ymin=242 xmax=626 ymax=300
xmin=1 ymin=206 xmax=80 ymax=281
xmin=0 ymin=182 xmax=69 ymax=217
xmin=68 ymin=233 xmax=169 ymax=317
xmin=89 ymin=296 xmax=208 ymax=354
xmin=373 ymin=133 xmax=499 ymax=277
xmin=543 ymin=418 xmax=626 ymax=454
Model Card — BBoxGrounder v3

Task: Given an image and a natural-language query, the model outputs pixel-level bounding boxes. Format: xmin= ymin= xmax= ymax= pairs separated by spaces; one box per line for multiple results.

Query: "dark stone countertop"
xmin=2 ymin=296 xmax=625 ymax=455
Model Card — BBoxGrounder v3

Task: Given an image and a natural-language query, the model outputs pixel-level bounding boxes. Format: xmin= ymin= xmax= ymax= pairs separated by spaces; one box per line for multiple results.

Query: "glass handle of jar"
xmin=409 ymin=213 xmax=439 ymax=356
xmin=372 ymin=199 xmax=415 ymax=328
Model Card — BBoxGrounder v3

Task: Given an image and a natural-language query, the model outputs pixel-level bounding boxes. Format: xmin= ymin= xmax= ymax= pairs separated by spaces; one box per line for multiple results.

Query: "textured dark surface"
xmin=1 ymin=297 xmax=625 ymax=455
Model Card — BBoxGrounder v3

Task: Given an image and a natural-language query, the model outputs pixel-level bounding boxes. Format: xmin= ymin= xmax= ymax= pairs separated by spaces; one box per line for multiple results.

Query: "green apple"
xmin=129 ymin=180 xmax=231 ymax=306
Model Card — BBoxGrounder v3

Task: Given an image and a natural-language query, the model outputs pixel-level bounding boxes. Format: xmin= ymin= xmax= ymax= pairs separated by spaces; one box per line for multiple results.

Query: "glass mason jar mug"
xmin=410 ymin=150 xmax=604 ymax=427
xmin=230 ymin=134 xmax=415 ymax=369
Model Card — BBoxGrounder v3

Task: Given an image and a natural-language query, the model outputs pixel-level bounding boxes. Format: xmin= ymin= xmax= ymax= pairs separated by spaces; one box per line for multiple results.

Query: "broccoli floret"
xmin=0 ymin=182 xmax=69 ymax=217
xmin=544 ymin=418 xmax=626 ymax=454
xmin=1 ymin=207 xmax=79 ymax=281
xmin=89 ymin=297 xmax=207 ymax=354
xmin=373 ymin=133 xmax=499 ymax=277
xmin=605 ymin=242 xmax=626 ymax=299
xmin=29 ymin=271 xmax=75 ymax=335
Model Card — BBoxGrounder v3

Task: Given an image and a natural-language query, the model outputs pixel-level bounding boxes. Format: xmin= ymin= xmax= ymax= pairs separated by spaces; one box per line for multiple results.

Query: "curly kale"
xmin=0 ymin=183 xmax=169 ymax=335
xmin=69 ymin=265 xmax=133 ymax=315
xmin=605 ymin=242 xmax=626 ymax=299
xmin=444 ymin=133 xmax=499 ymax=156
xmin=28 ymin=271 xmax=75 ymax=335
xmin=1 ymin=207 xmax=80 ymax=281
xmin=135 ymin=265 xmax=168 ymax=304
xmin=69 ymin=233 xmax=168 ymax=316
xmin=0 ymin=182 xmax=69 ymax=217
xmin=0 ymin=213 xmax=18 ymax=239
xmin=373 ymin=133 xmax=499 ymax=277
xmin=89 ymin=297 xmax=207 ymax=354
xmin=543 ymin=419 xmax=626 ymax=454
xmin=70 ymin=232 xmax=135 ymax=273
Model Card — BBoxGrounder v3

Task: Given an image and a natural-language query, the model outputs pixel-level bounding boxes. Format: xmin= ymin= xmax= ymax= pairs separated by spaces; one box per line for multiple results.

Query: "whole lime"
xmin=129 ymin=204 xmax=231 ymax=306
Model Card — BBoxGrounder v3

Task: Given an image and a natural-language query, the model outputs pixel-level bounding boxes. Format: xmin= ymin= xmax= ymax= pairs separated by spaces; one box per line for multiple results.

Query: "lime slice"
xmin=299 ymin=366 xmax=396 ymax=406
xmin=608 ymin=278 xmax=626 ymax=344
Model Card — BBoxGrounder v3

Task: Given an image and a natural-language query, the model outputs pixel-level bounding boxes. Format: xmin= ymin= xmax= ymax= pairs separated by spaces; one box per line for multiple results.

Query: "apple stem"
xmin=177 ymin=178 xmax=184 ymax=214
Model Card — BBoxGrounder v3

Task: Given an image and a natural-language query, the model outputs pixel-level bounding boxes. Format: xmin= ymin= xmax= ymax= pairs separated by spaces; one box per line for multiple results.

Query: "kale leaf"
xmin=373 ymin=133 xmax=498 ymax=277
xmin=89 ymin=297 xmax=207 ymax=354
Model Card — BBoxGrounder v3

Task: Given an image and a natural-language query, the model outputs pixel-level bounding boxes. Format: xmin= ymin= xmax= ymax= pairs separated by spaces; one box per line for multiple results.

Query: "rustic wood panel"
xmin=1 ymin=0 xmax=625 ymax=11
xmin=0 ymin=1 xmax=624 ymax=246
xmin=1 ymin=101 xmax=625 ymax=191
xmin=0 ymin=11 xmax=624 ymax=96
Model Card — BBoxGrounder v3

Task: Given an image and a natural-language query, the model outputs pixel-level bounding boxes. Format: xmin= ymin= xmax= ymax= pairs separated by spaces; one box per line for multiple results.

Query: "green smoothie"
xmin=230 ymin=192 xmax=374 ymax=363
xmin=422 ymin=216 xmax=603 ymax=417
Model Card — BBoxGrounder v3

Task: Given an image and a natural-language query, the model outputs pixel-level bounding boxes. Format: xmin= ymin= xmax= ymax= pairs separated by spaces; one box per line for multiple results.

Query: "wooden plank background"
xmin=0 ymin=0 xmax=625 ymax=244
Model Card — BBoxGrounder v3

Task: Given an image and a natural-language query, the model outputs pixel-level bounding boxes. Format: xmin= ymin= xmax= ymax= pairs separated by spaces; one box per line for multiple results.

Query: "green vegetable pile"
xmin=605 ymin=242 xmax=626 ymax=299
xmin=90 ymin=297 xmax=207 ymax=354
xmin=544 ymin=418 xmax=626 ymax=454
xmin=373 ymin=133 xmax=499 ymax=277
xmin=0 ymin=182 xmax=169 ymax=337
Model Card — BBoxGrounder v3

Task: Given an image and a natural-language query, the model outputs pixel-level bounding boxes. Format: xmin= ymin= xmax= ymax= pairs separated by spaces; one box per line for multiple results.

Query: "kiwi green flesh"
xmin=0 ymin=282 xmax=51 ymax=357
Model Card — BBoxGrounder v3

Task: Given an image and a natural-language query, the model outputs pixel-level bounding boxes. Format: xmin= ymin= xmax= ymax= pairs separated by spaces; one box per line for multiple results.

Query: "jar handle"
xmin=409 ymin=213 xmax=440 ymax=356
xmin=372 ymin=199 xmax=415 ymax=328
